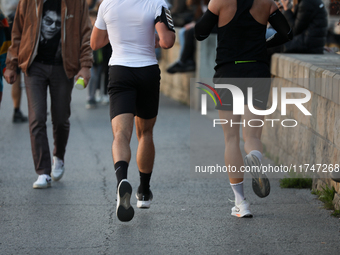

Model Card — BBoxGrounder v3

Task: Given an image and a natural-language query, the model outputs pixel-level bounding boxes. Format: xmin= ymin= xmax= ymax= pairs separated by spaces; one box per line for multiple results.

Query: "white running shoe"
xmin=244 ymin=154 xmax=270 ymax=198
xmin=51 ymin=156 xmax=65 ymax=181
xmin=101 ymin=95 xmax=109 ymax=105
xmin=33 ymin=174 xmax=52 ymax=189
xmin=231 ymin=199 xmax=253 ymax=218
xmin=116 ymin=179 xmax=134 ymax=222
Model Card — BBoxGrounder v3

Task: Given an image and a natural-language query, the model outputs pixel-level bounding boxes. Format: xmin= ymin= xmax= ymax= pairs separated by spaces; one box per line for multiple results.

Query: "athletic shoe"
xmin=33 ymin=174 xmax=52 ymax=189
xmin=95 ymin=92 xmax=102 ymax=103
xmin=244 ymin=154 xmax=270 ymax=198
xmin=166 ymin=60 xmax=195 ymax=74
xmin=116 ymin=179 xmax=134 ymax=222
xmin=231 ymin=199 xmax=253 ymax=218
xmin=330 ymin=171 xmax=340 ymax=183
xmin=136 ymin=186 xmax=153 ymax=209
xmin=86 ymin=99 xmax=97 ymax=109
xmin=51 ymin=156 xmax=65 ymax=181
xmin=13 ymin=110 xmax=28 ymax=123
xmin=101 ymin=95 xmax=109 ymax=105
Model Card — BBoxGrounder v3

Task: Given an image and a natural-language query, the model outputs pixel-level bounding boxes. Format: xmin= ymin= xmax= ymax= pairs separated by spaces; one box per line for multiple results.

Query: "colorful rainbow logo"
xmin=196 ymin=82 xmax=222 ymax=106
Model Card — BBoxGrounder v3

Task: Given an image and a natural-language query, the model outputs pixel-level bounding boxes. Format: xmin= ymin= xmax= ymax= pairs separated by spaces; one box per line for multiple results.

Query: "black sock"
xmin=115 ymin=161 xmax=128 ymax=187
xmin=139 ymin=171 xmax=152 ymax=194
xmin=14 ymin=108 xmax=20 ymax=113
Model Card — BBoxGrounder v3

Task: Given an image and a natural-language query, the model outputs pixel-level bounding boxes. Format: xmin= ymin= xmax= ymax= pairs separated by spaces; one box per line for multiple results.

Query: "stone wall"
xmin=159 ymin=30 xmax=194 ymax=105
xmin=264 ymin=54 xmax=340 ymax=209
xmin=159 ymin=30 xmax=217 ymax=107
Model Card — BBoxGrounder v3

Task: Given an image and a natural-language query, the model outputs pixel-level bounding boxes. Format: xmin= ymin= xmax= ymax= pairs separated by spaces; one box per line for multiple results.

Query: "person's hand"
xmin=276 ymin=1 xmax=283 ymax=11
xmin=75 ymin=67 xmax=91 ymax=87
xmin=4 ymin=68 xmax=17 ymax=84
xmin=184 ymin=21 xmax=195 ymax=30
xmin=281 ymin=0 xmax=291 ymax=11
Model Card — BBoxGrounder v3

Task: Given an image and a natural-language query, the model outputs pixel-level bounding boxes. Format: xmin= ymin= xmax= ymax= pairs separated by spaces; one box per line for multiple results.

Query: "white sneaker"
xmin=33 ymin=174 xmax=52 ymax=189
xmin=231 ymin=199 xmax=253 ymax=218
xmin=101 ymin=95 xmax=109 ymax=105
xmin=51 ymin=156 xmax=65 ymax=181
xmin=95 ymin=90 xmax=102 ymax=103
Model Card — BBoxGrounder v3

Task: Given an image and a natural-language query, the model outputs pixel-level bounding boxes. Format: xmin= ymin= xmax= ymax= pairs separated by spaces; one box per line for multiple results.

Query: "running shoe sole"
xmin=244 ymin=154 xmax=270 ymax=198
xmin=33 ymin=182 xmax=51 ymax=189
xmin=33 ymin=183 xmax=51 ymax=189
xmin=231 ymin=209 xmax=253 ymax=218
xmin=116 ymin=180 xmax=134 ymax=222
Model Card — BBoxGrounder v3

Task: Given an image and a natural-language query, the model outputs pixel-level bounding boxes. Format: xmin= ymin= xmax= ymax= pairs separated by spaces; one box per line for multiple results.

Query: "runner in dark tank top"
xmin=195 ymin=0 xmax=292 ymax=218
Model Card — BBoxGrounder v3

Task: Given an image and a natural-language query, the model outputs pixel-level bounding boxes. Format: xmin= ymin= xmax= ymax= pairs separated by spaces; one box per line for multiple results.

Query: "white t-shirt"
xmin=95 ymin=0 xmax=168 ymax=67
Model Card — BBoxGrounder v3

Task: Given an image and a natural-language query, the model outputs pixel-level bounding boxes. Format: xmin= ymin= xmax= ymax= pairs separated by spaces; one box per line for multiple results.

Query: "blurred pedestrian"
xmin=0 ymin=0 xmax=28 ymax=122
xmin=0 ymin=8 xmax=11 ymax=106
xmin=96 ymin=43 xmax=111 ymax=105
xmin=86 ymin=8 xmax=103 ymax=109
xmin=4 ymin=0 xmax=93 ymax=189
xmin=167 ymin=0 xmax=212 ymax=74
xmin=170 ymin=0 xmax=194 ymax=27
xmin=91 ymin=0 xmax=175 ymax=222
xmin=280 ymin=0 xmax=328 ymax=53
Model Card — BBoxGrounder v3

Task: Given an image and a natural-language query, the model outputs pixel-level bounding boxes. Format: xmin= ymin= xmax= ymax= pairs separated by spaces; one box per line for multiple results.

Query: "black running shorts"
xmin=213 ymin=62 xmax=271 ymax=111
xmin=108 ymin=65 xmax=161 ymax=120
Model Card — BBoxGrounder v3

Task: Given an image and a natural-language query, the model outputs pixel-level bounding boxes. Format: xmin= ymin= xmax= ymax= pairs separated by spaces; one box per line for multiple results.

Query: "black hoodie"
xmin=283 ymin=0 xmax=328 ymax=53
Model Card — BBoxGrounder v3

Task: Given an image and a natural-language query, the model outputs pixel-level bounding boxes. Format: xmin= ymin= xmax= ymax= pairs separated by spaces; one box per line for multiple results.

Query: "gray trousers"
xmin=24 ymin=62 xmax=73 ymax=175
xmin=87 ymin=65 xmax=103 ymax=101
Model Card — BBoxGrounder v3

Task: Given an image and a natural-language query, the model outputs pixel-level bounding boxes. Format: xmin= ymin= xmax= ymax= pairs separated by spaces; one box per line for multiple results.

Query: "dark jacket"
xmin=283 ymin=0 xmax=328 ymax=54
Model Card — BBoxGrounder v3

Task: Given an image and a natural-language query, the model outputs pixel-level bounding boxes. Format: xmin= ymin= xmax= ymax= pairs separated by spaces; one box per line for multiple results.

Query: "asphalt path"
xmin=0 ymin=81 xmax=339 ymax=254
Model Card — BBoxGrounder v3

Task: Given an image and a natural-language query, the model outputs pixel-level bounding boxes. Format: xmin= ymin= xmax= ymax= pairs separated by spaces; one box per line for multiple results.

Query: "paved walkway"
xmin=0 ymin=82 xmax=339 ymax=254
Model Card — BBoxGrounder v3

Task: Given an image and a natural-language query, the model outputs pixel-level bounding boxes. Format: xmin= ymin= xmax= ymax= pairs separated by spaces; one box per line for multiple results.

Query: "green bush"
xmin=279 ymin=171 xmax=313 ymax=189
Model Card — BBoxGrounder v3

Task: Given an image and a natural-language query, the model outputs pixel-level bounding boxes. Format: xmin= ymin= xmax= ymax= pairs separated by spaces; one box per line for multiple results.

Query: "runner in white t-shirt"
xmin=91 ymin=0 xmax=175 ymax=222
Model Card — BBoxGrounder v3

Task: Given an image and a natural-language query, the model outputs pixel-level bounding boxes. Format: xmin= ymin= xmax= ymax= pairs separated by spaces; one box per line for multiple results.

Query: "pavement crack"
xmin=99 ymin=166 xmax=115 ymax=254
xmin=101 ymin=172 xmax=113 ymax=204
xmin=102 ymin=207 xmax=115 ymax=254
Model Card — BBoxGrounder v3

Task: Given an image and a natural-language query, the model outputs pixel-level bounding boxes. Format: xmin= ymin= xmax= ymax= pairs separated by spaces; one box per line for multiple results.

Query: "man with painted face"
xmin=4 ymin=0 xmax=93 ymax=189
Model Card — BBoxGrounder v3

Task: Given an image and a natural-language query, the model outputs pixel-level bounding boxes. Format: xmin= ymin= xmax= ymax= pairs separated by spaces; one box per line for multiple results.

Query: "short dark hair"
xmin=43 ymin=0 xmax=61 ymax=16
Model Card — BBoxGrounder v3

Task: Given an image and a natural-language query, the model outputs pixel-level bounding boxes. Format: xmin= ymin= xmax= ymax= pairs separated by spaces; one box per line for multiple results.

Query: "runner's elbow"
xmin=90 ymin=40 xmax=98 ymax=51
xmin=159 ymin=33 xmax=175 ymax=49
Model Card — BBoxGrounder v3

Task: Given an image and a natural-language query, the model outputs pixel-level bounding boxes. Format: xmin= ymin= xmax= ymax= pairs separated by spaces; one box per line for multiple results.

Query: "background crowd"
xmin=1 ymin=0 xmax=339 ymax=109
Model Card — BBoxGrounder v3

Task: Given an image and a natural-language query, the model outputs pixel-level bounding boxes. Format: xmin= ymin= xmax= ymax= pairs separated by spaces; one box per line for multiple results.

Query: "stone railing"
xmin=264 ymin=53 xmax=340 ymax=210
xmin=158 ymin=31 xmax=194 ymax=105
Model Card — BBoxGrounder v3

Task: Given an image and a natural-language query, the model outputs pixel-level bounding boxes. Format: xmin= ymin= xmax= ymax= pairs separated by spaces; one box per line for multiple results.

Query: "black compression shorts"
xmin=108 ymin=65 xmax=161 ymax=120
xmin=213 ymin=62 xmax=271 ymax=111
